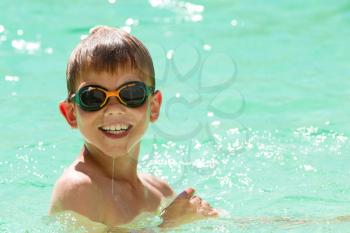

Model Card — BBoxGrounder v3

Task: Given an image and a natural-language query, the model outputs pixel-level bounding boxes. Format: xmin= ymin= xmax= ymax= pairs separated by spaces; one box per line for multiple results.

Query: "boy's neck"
xmin=81 ymin=144 xmax=141 ymax=189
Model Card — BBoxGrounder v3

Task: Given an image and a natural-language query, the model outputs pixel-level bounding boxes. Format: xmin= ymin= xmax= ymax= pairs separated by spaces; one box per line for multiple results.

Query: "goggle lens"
xmin=80 ymin=87 xmax=106 ymax=110
xmin=119 ymin=85 xmax=146 ymax=107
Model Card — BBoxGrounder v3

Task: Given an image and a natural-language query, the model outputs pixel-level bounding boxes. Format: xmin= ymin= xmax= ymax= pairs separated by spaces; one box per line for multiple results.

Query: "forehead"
xmin=76 ymin=68 xmax=152 ymax=89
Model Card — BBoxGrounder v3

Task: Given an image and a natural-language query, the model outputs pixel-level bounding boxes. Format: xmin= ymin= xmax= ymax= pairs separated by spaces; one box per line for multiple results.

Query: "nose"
xmin=103 ymin=96 xmax=126 ymax=116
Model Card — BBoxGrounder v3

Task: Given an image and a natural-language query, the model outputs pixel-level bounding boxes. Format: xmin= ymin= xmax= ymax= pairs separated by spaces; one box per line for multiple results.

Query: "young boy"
xmin=49 ymin=26 xmax=218 ymax=232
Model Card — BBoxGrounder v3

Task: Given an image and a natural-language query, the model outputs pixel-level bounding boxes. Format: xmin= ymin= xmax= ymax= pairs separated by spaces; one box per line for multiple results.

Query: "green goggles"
xmin=70 ymin=81 xmax=155 ymax=111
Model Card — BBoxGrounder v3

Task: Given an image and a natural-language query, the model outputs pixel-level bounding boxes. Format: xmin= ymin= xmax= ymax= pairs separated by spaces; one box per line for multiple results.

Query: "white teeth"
xmin=106 ymin=130 xmax=125 ymax=135
xmin=120 ymin=124 xmax=128 ymax=130
xmin=101 ymin=124 xmax=130 ymax=131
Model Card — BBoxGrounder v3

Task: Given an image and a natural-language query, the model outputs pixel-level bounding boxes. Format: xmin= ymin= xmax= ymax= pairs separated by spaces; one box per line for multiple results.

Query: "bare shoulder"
xmin=49 ymin=168 xmax=104 ymax=222
xmin=140 ymin=174 xmax=175 ymax=197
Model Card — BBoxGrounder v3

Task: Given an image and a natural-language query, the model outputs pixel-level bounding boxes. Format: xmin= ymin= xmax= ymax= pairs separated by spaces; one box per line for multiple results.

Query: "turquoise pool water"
xmin=1 ymin=0 xmax=350 ymax=232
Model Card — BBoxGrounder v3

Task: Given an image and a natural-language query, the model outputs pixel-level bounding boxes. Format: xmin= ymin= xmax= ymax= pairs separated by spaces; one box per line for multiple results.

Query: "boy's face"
xmin=63 ymin=69 xmax=161 ymax=158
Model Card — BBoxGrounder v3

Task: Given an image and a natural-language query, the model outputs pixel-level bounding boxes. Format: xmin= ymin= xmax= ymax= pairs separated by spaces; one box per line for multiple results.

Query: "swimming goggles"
xmin=70 ymin=81 xmax=155 ymax=111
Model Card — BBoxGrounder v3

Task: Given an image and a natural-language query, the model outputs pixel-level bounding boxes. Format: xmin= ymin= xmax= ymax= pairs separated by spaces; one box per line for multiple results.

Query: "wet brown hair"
xmin=66 ymin=26 xmax=155 ymax=98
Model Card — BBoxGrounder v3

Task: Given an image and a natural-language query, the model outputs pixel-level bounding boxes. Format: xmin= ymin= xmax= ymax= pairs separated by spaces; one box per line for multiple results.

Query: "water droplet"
xmin=166 ymin=49 xmax=174 ymax=59
xmin=11 ymin=39 xmax=40 ymax=54
xmin=211 ymin=121 xmax=221 ymax=127
xmin=80 ymin=34 xmax=88 ymax=40
xmin=121 ymin=26 xmax=131 ymax=33
xmin=45 ymin=47 xmax=53 ymax=54
xmin=5 ymin=75 xmax=20 ymax=82
xmin=203 ymin=44 xmax=211 ymax=51
xmin=303 ymin=164 xmax=317 ymax=172
xmin=17 ymin=29 xmax=24 ymax=36
xmin=149 ymin=0 xmax=165 ymax=8
xmin=0 ymin=35 xmax=6 ymax=42
xmin=231 ymin=19 xmax=238 ymax=27
xmin=125 ymin=18 xmax=134 ymax=26
xmin=190 ymin=14 xmax=202 ymax=22
xmin=227 ymin=128 xmax=239 ymax=134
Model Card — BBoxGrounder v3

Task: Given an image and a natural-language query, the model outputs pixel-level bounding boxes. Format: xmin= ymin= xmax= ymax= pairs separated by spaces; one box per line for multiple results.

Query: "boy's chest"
xmin=100 ymin=181 xmax=163 ymax=226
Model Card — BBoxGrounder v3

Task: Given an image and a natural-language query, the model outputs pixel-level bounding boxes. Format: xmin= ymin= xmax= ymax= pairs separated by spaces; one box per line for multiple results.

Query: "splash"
xmin=11 ymin=39 xmax=41 ymax=54
xmin=149 ymin=0 xmax=204 ymax=22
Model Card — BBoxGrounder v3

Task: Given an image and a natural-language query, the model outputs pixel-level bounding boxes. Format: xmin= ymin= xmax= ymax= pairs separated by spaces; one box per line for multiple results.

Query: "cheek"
xmin=129 ymin=105 xmax=151 ymax=135
xmin=136 ymin=103 xmax=151 ymax=123
xmin=76 ymin=110 xmax=88 ymax=126
xmin=75 ymin=110 xmax=99 ymax=134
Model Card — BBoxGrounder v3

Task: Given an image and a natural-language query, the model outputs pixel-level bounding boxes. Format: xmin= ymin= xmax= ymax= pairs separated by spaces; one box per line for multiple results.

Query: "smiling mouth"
xmin=99 ymin=124 xmax=132 ymax=135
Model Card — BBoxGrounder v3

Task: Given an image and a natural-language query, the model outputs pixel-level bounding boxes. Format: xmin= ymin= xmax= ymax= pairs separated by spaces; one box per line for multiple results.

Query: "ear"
xmin=150 ymin=90 xmax=162 ymax=123
xmin=59 ymin=101 xmax=77 ymax=128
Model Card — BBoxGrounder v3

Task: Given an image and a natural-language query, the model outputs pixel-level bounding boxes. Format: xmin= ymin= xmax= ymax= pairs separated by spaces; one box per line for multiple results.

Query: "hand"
xmin=159 ymin=187 xmax=218 ymax=228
